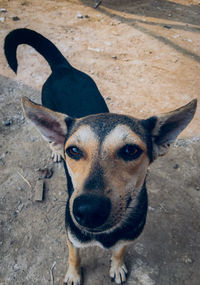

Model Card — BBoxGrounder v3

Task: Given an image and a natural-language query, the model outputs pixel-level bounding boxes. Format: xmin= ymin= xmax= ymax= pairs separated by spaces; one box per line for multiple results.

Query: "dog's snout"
xmin=73 ymin=194 xmax=111 ymax=229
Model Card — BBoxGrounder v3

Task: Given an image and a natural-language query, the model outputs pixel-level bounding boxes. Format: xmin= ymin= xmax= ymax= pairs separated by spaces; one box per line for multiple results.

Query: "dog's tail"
xmin=4 ymin=28 xmax=71 ymax=73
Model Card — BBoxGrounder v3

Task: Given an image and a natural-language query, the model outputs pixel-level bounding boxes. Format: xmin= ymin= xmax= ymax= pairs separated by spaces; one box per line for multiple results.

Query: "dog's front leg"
xmin=110 ymin=244 xmax=128 ymax=284
xmin=63 ymin=235 xmax=81 ymax=285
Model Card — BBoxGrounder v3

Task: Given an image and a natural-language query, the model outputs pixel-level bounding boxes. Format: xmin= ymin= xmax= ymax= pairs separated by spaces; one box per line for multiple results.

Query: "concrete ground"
xmin=0 ymin=1 xmax=200 ymax=284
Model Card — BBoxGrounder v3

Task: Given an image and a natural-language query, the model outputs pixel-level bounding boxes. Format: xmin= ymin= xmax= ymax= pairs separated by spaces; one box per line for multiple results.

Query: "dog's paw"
xmin=63 ymin=267 xmax=81 ymax=285
xmin=48 ymin=142 xmax=62 ymax=163
xmin=51 ymin=150 xmax=62 ymax=163
xmin=110 ymin=260 xmax=128 ymax=284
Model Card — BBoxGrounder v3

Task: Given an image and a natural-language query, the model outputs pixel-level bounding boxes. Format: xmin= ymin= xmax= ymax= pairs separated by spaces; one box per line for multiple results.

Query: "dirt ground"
xmin=0 ymin=0 xmax=200 ymax=284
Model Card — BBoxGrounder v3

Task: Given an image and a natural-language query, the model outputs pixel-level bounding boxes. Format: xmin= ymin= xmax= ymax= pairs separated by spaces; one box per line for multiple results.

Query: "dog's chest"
xmin=68 ymin=229 xmax=105 ymax=249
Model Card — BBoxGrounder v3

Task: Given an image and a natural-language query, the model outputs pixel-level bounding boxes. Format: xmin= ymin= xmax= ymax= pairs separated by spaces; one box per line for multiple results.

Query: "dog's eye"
xmin=66 ymin=146 xmax=83 ymax=160
xmin=118 ymin=144 xmax=143 ymax=161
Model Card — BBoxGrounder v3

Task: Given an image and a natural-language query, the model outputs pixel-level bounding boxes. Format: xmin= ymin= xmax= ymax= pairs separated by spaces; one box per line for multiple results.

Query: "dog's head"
xmin=22 ymin=97 xmax=197 ymax=234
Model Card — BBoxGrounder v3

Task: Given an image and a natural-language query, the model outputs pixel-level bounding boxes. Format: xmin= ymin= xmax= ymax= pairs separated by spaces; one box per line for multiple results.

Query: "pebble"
xmin=196 ymin=186 xmax=200 ymax=191
xmin=0 ymin=8 xmax=7 ymax=12
xmin=17 ymin=203 xmax=24 ymax=213
xmin=13 ymin=264 xmax=20 ymax=272
xmin=173 ymin=34 xmax=180 ymax=39
xmin=173 ymin=163 xmax=179 ymax=169
xmin=105 ymin=41 xmax=111 ymax=46
xmin=0 ymin=17 xmax=5 ymax=23
xmin=0 ymin=153 xmax=6 ymax=159
xmin=88 ymin=47 xmax=101 ymax=52
xmin=163 ymin=25 xmax=172 ymax=29
xmin=12 ymin=16 xmax=20 ymax=21
xmin=112 ymin=56 xmax=117 ymax=59
xmin=182 ymin=256 xmax=193 ymax=264
xmin=3 ymin=119 xmax=12 ymax=126
xmin=77 ymin=13 xmax=83 ymax=19
xmin=148 ymin=206 xmax=155 ymax=211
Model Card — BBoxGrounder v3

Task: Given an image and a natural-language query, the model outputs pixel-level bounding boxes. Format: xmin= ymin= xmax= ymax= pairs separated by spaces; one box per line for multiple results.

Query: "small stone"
xmin=17 ymin=203 xmax=24 ymax=213
xmin=3 ymin=119 xmax=12 ymax=126
xmin=0 ymin=153 xmax=6 ymax=159
xmin=12 ymin=16 xmax=20 ymax=21
xmin=105 ymin=41 xmax=111 ymax=46
xmin=173 ymin=163 xmax=179 ymax=169
xmin=85 ymin=15 xmax=89 ymax=18
xmin=112 ymin=56 xmax=117 ymax=59
xmin=148 ymin=206 xmax=155 ymax=211
xmin=173 ymin=34 xmax=180 ymax=39
xmin=88 ymin=47 xmax=101 ymax=52
xmin=0 ymin=8 xmax=7 ymax=12
xmin=13 ymin=264 xmax=20 ymax=271
xmin=106 ymin=97 xmax=111 ymax=101
xmin=163 ymin=25 xmax=172 ymax=29
xmin=182 ymin=256 xmax=193 ymax=264
xmin=77 ymin=13 xmax=83 ymax=19
xmin=0 ymin=17 xmax=5 ymax=23
xmin=196 ymin=186 xmax=200 ymax=191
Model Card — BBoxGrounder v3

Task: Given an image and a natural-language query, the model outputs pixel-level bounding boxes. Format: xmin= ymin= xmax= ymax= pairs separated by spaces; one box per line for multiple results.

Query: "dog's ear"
xmin=143 ymin=99 xmax=197 ymax=160
xmin=21 ymin=97 xmax=71 ymax=153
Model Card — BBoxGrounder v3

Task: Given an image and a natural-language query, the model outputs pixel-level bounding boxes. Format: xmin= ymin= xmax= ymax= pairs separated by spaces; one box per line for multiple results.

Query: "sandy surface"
xmin=0 ymin=1 xmax=200 ymax=285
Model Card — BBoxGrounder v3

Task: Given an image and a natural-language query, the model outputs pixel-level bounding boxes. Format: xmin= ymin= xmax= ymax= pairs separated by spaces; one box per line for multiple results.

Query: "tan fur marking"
xmin=102 ymin=124 xmax=146 ymax=156
xmin=64 ymin=126 xmax=99 ymax=218
xmin=63 ymin=235 xmax=81 ymax=285
xmin=112 ymin=244 xmax=126 ymax=262
xmin=66 ymin=235 xmax=80 ymax=269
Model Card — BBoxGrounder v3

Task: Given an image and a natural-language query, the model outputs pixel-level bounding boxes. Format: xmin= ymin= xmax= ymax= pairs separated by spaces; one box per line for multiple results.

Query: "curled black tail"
xmin=4 ymin=28 xmax=71 ymax=73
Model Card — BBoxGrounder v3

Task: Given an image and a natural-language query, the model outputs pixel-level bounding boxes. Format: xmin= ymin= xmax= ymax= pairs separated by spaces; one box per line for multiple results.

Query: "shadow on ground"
xmin=82 ymin=0 xmax=200 ymax=62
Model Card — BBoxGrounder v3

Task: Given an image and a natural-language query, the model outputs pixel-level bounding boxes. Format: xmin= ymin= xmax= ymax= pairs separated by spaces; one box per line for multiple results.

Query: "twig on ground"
xmin=50 ymin=261 xmax=56 ymax=285
xmin=94 ymin=1 xmax=102 ymax=9
xmin=17 ymin=171 xmax=31 ymax=188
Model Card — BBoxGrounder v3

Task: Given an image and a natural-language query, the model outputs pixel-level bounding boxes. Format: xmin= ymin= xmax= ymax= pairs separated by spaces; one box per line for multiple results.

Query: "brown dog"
xmin=21 ymin=97 xmax=197 ymax=285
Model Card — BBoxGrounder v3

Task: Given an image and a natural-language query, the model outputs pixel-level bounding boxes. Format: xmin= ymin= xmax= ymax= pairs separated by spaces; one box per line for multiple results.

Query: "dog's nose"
xmin=73 ymin=194 xmax=111 ymax=229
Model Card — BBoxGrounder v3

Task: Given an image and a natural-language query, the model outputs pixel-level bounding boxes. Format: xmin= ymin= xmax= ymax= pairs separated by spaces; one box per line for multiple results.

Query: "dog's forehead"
xmin=66 ymin=125 xmax=98 ymax=146
xmin=66 ymin=113 xmax=147 ymax=146
xmin=102 ymin=124 xmax=146 ymax=150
